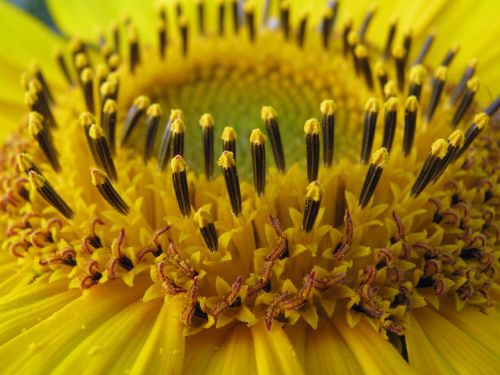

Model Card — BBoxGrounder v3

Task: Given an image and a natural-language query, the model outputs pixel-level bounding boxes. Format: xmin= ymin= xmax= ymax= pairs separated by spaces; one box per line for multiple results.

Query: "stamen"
xmin=53 ymin=47 xmax=72 ymax=85
xmin=244 ymin=2 xmax=256 ymax=43
xmin=358 ymin=148 xmax=389 ymax=208
xmin=179 ymin=17 xmax=189 ymax=56
xmin=80 ymin=112 xmax=100 ymax=166
xmin=347 ymin=31 xmax=360 ymax=75
xmin=199 ymin=113 xmax=214 ymax=180
xmin=158 ymin=19 xmax=167 ymax=59
xmin=107 ymin=53 xmax=121 ymax=72
xmin=453 ymin=112 xmax=490 ymax=161
xmin=402 ymin=29 xmax=412 ymax=66
xmin=375 ymin=62 xmax=388 ymax=94
xmin=424 ymin=66 xmax=447 ymax=123
xmin=321 ymin=8 xmax=334 ymax=50
xmin=342 ymin=18 xmax=353 ymax=57
xmin=383 ymin=80 xmax=397 ymax=100
xmin=231 ymin=0 xmax=240 ymax=34
xmin=197 ymin=0 xmax=205 ymax=35
xmin=106 ymin=228 xmax=134 ymax=279
xmin=441 ymin=45 xmax=459 ymax=67
xmin=393 ymin=45 xmax=406 ymax=91
xmin=210 ymin=276 xmax=242 ymax=318
xmin=89 ymin=124 xmax=117 ymax=181
xmin=383 ymin=18 xmax=397 ymax=60
xmin=247 ymin=259 xmax=274 ymax=296
xmin=121 ymin=95 xmax=150 ymax=147
xmin=28 ymin=171 xmax=74 ymax=219
xmin=26 ymin=80 xmax=57 ymax=127
xmin=194 ymin=207 xmax=218 ymax=252
xmin=320 ymin=99 xmax=336 ymax=166
xmin=403 ymin=96 xmax=419 ymax=156
xmin=91 ymin=168 xmax=129 ymax=215
xmin=381 ymin=97 xmax=398 ymax=152
xmin=360 ymin=98 xmax=379 ymax=164
xmin=430 ymin=130 xmax=465 ymax=183
xmin=28 ymin=112 xmax=61 ymax=172
xmin=280 ymin=1 xmax=290 ymax=40
xmin=218 ymin=151 xmax=242 ymax=216
xmin=451 ymin=77 xmax=479 ymax=127
xmin=171 ymin=118 xmax=185 ymax=157
xmin=449 ymin=59 xmax=477 ymax=105
xmin=355 ymin=45 xmax=374 ymax=90
xmin=158 ymin=109 xmax=184 ymax=171
xmin=410 ymin=139 xmax=448 ymax=197
xmin=182 ymin=277 xmax=200 ymax=326
xmin=30 ymin=62 xmax=54 ymax=104
xmin=128 ymin=26 xmax=140 ymax=73
xmin=171 ymin=155 xmax=191 ymax=217
xmin=167 ymin=241 xmax=198 ymax=279
xmin=250 ymin=128 xmax=266 ymax=196
xmin=95 ymin=64 xmax=108 ymax=91
xmin=221 ymin=126 xmax=237 ymax=159
xmin=80 ymin=68 xmax=95 ymax=114
xmin=313 ymin=272 xmax=346 ymax=291
xmin=413 ymin=32 xmax=434 ymax=65
xmin=17 ymin=153 xmax=41 ymax=175
xmin=302 ymin=180 xmax=322 ymax=233
xmin=485 ymin=96 xmax=500 ymax=116
xmin=358 ymin=5 xmax=376 ymax=42
xmin=143 ymin=103 xmax=163 ymax=162
xmin=218 ymin=0 xmax=225 ymax=36
xmin=102 ymin=99 xmax=117 ymax=155
xmin=261 ymin=106 xmax=286 ymax=172
xmin=304 ymin=119 xmax=321 ymax=183
xmin=296 ymin=13 xmax=308 ymax=48
xmin=408 ymin=65 xmax=426 ymax=100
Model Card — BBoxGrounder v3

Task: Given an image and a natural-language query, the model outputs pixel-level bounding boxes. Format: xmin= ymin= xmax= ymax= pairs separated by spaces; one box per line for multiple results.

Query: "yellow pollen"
xmin=28 ymin=115 xmax=44 ymax=136
xmin=385 ymin=97 xmax=399 ymax=111
xmin=405 ymin=96 xmax=419 ymax=112
xmin=383 ymin=80 xmax=397 ymax=98
xmin=448 ymin=130 xmax=465 ymax=148
xmin=218 ymin=151 xmax=236 ymax=169
xmin=364 ymin=98 xmax=379 ymax=112
xmin=103 ymin=99 xmax=117 ymax=114
xmin=392 ymin=45 xmax=406 ymax=58
xmin=95 ymin=64 xmax=109 ymax=80
xmin=75 ymin=53 xmax=89 ymax=69
xmin=466 ymin=77 xmax=479 ymax=92
xmin=347 ymin=31 xmax=359 ymax=46
xmin=108 ymin=54 xmax=120 ymax=70
xmin=81 ymin=68 xmax=93 ymax=83
xmin=375 ymin=61 xmax=387 ymax=76
xmin=28 ymin=170 xmax=46 ymax=190
xmin=91 ymin=168 xmax=107 ymax=186
xmin=28 ymin=78 xmax=42 ymax=94
xmin=69 ymin=37 xmax=83 ymax=53
xmin=194 ymin=207 xmax=212 ymax=228
xmin=431 ymin=139 xmax=449 ymax=159
xmin=243 ymin=1 xmax=255 ymax=12
xmin=171 ymin=155 xmax=187 ymax=173
xmin=371 ymin=147 xmax=389 ymax=167
xmin=17 ymin=153 xmax=34 ymax=173
xmin=100 ymin=82 xmax=115 ymax=97
xmin=261 ymin=106 xmax=278 ymax=121
xmin=171 ymin=119 xmax=185 ymax=134
xmin=306 ymin=181 xmax=322 ymax=201
xmin=354 ymin=44 xmax=368 ymax=58
xmin=221 ymin=127 xmax=237 ymax=141
xmin=304 ymin=118 xmax=321 ymax=134
xmin=199 ymin=113 xmax=215 ymax=128
xmin=133 ymin=96 xmax=150 ymax=110
xmin=147 ymin=103 xmax=163 ymax=117
xmin=79 ymin=112 xmax=96 ymax=127
xmin=409 ymin=65 xmax=426 ymax=84
xmin=24 ymin=91 xmax=38 ymax=107
xmin=434 ymin=66 xmax=448 ymax=81
xmin=474 ymin=112 xmax=490 ymax=130
xmin=89 ymin=124 xmax=105 ymax=139
xmin=29 ymin=111 xmax=44 ymax=124
xmin=320 ymin=99 xmax=336 ymax=115
xmin=250 ymin=129 xmax=266 ymax=145
xmin=170 ymin=109 xmax=184 ymax=121
xmin=29 ymin=61 xmax=41 ymax=74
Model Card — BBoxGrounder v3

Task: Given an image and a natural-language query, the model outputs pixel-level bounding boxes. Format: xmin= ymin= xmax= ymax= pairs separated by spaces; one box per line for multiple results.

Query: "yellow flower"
xmin=0 ymin=0 xmax=499 ymax=374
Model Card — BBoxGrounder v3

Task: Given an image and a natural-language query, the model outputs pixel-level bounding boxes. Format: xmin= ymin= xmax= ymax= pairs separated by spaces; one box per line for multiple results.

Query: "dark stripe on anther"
xmin=342 ymin=19 xmax=353 ymax=57
xmin=54 ymin=49 xmax=73 ymax=84
xmin=231 ymin=0 xmax=240 ymax=34
xmin=393 ymin=45 xmax=406 ymax=91
xmin=199 ymin=114 xmax=214 ymax=180
xmin=89 ymin=124 xmax=118 ymax=181
xmin=91 ymin=169 xmax=129 ymax=215
xmin=171 ymin=119 xmax=185 ymax=157
xmin=28 ymin=113 xmax=60 ymax=172
xmin=171 ymin=155 xmax=191 ymax=217
xmin=430 ymin=130 xmax=464 ymax=183
xmin=383 ymin=19 xmax=397 ymax=60
xmin=179 ymin=19 xmax=189 ymax=56
xmin=157 ymin=109 xmax=184 ymax=171
xmin=403 ymin=96 xmax=419 ymax=157
xmin=358 ymin=5 xmax=376 ymax=42
xmin=261 ymin=106 xmax=286 ymax=172
xmin=413 ymin=33 xmax=434 ymax=65
xmin=128 ymin=26 xmax=140 ymax=74
xmin=121 ymin=96 xmax=150 ymax=146
xmin=321 ymin=9 xmax=334 ymax=50
xmin=218 ymin=0 xmax=225 ymax=36
xmin=195 ymin=207 xmax=218 ymax=251
xmin=408 ymin=65 xmax=426 ymax=100
xmin=111 ymin=23 xmax=120 ymax=53
xmin=424 ymin=66 xmax=447 ymax=123
xmin=158 ymin=20 xmax=167 ymax=59
xmin=143 ymin=104 xmax=163 ymax=162
xmin=453 ymin=112 xmax=490 ymax=161
xmin=485 ymin=96 xmax=500 ymax=117
xmin=382 ymin=98 xmax=398 ymax=152
xmin=280 ymin=2 xmax=290 ymax=40
xmin=198 ymin=0 xmax=205 ymax=35
xmin=250 ymin=129 xmax=266 ymax=196
xmin=358 ymin=148 xmax=388 ymax=208
xmin=26 ymin=81 xmax=57 ymax=128
xmin=29 ymin=171 xmax=74 ymax=219
xmin=81 ymin=68 xmax=95 ymax=114
xmin=451 ymin=78 xmax=478 ymax=127
xmin=102 ymin=99 xmax=117 ymax=155
xmin=449 ymin=60 xmax=477 ymax=105
xmin=302 ymin=181 xmax=322 ymax=233
xmin=245 ymin=3 xmax=256 ymax=43
xmin=221 ymin=127 xmax=237 ymax=159
xmin=441 ymin=45 xmax=459 ymax=67
xmin=320 ymin=100 xmax=336 ymax=167
xmin=360 ymin=98 xmax=379 ymax=164
xmin=218 ymin=151 xmax=242 ymax=216
xmin=402 ymin=30 xmax=412 ymax=66
xmin=304 ymin=119 xmax=320 ymax=182
xmin=30 ymin=63 xmax=54 ymax=104
xmin=410 ymin=139 xmax=448 ymax=197
xmin=296 ymin=14 xmax=307 ymax=48
xmin=355 ymin=45 xmax=374 ymax=90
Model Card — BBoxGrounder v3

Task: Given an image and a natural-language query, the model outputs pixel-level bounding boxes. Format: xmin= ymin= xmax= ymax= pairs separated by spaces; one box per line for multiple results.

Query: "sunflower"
xmin=0 ymin=0 xmax=499 ymax=373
